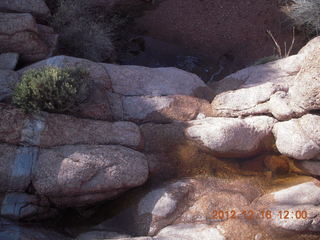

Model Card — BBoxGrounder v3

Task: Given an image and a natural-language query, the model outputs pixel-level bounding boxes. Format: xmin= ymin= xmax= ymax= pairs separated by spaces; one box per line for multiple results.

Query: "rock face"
xmin=211 ymin=37 xmax=320 ymax=121
xmin=33 ymin=145 xmax=149 ymax=206
xmin=186 ymin=116 xmax=276 ymax=158
xmin=273 ymin=114 xmax=320 ymax=160
xmin=0 ymin=0 xmax=51 ymax=18
xmin=103 ymin=64 xmax=209 ymax=97
xmin=0 ymin=143 xmax=149 ymax=207
xmin=39 ymin=113 xmax=142 ymax=149
xmin=0 ymin=13 xmax=57 ymax=62
xmin=0 ymin=105 xmax=149 ymax=208
xmin=0 ymin=105 xmax=142 ymax=149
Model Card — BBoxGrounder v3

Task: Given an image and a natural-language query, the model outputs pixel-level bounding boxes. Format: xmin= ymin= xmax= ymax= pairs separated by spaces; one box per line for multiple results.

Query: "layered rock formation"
xmin=0 ymin=35 xmax=319 ymax=240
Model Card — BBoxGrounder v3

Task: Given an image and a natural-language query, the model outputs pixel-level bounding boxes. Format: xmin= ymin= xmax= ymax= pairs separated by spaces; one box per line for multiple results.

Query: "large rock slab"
xmin=211 ymin=37 xmax=320 ymax=121
xmin=18 ymin=56 xmax=214 ymax=120
xmin=32 ymin=145 xmax=149 ymax=206
xmin=39 ymin=113 xmax=142 ymax=149
xmin=103 ymin=64 xmax=211 ymax=98
xmin=0 ymin=106 xmax=141 ymax=149
xmin=273 ymin=114 xmax=320 ymax=160
xmin=0 ymin=0 xmax=51 ymax=18
xmin=186 ymin=116 xmax=276 ymax=158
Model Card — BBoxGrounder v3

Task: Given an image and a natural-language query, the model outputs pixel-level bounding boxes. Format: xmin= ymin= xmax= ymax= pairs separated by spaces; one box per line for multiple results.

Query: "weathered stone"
xmin=211 ymin=37 xmax=320 ymax=120
xmin=39 ymin=112 xmax=142 ymax=149
xmin=0 ymin=70 xmax=19 ymax=101
xmin=103 ymin=64 xmax=208 ymax=97
xmin=273 ymin=114 xmax=320 ymax=160
xmin=32 ymin=145 xmax=149 ymax=206
xmin=0 ymin=0 xmax=51 ymax=18
xmin=185 ymin=116 xmax=276 ymax=158
xmin=0 ymin=13 xmax=50 ymax=62
xmin=122 ymin=95 xmax=213 ymax=123
xmin=0 ymin=53 xmax=19 ymax=70
xmin=0 ymin=108 xmax=141 ymax=148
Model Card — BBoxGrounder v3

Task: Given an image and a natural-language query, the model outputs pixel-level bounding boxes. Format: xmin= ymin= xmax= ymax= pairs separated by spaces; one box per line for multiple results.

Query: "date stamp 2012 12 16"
xmin=209 ymin=210 xmax=308 ymax=221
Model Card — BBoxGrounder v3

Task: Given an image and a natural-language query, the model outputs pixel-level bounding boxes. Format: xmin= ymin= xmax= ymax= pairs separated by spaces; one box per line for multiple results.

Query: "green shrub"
xmin=13 ymin=67 xmax=90 ymax=113
xmin=283 ymin=0 xmax=320 ymax=36
xmin=51 ymin=0 xmax=115 ymax=62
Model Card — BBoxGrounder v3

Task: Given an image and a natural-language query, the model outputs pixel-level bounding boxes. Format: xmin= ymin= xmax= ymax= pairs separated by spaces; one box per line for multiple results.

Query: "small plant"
xmin=266 ymin=27 xmax=296 ymax=58
xmin=282 ymin=0 xmax=320 ymax=37
xmin=252 ymin=28 xmax=295 ymax=66
xmin=13 ymin=67 xmax=90 ymax=113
